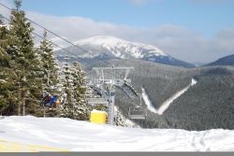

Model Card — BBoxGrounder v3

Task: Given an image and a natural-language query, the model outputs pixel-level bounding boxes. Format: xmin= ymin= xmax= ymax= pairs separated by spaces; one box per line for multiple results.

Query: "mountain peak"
xmin=76 ymin=35 xmax=167 ymax=59
xmin=57 ymin=35 xmax=194 ymax=68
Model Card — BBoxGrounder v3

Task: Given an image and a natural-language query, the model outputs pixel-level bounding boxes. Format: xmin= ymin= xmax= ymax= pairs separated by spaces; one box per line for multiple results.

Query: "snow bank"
xmin=0 ymin=116 xmax=234 ymax=152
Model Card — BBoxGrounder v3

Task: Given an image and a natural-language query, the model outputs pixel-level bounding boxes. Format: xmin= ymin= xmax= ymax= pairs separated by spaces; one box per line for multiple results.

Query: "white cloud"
xmin=26 ymin=11 xmax=139 ymax=46
xmin=213 ymin=29 xmax=234 ymax=54
xmin=1 ymin=4 xmax=233 ymax=64
xmin=27 ymin=12 xmax=234 ymax=63
xmin=122 ymin=25 xmax=234 ymax=63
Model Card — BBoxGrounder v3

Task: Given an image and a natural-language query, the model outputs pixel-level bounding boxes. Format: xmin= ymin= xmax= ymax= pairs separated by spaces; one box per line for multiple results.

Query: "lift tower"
xmin=87 ymin=66 xmax=137 ymax=125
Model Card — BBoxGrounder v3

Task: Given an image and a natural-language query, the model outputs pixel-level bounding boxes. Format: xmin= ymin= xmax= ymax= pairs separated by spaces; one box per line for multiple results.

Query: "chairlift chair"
xmin=128 ymin=95 xmax=146 ymax=120
xmin=128 ymin=105 xmax=146 ymax=120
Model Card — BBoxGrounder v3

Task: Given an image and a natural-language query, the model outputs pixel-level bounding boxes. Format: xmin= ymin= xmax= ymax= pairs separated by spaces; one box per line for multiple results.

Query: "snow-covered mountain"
xmin=56 ymin=36 xmax=194 ymax=68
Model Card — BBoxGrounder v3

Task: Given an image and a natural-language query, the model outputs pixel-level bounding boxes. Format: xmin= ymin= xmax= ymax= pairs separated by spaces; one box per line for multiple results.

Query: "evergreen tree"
xmin=71 ymin=62 xmax=90 ymax=120
xmin=36 ymin=29 xmax=60 ymax=117
xmin=6 ymin=0 xmax=41 ymax=116
xmin=38 ymin=29 xmax=59 ymax=88
xmin=0 ymin=16 xmax=15 ymax=115
xmin=59 ymin=61 xmax=75 ymax=118
xmin=59 ymin=61 xmax=91 ymax=120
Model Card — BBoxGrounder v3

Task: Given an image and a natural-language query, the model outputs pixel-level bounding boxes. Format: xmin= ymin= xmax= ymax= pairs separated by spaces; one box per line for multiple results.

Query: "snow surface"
xmin=142 ymin=78 xmax=197 ymax=115
xmin=157 ymin=78 xmax=197 ymax=115
xmin=1 ymin=116 xmax=234 ymax=152
xmin=74 ymin=35 xmax=168 ymax=59
xmin=142 ymin=87 xmax=157 ymax=113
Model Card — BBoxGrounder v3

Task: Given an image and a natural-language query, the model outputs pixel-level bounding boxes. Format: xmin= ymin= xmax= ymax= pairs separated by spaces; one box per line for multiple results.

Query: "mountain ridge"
xmin=205 ymin=54 xmax=234 ymax=66
xmin=56 ymin=35 xmax=195 ymax=68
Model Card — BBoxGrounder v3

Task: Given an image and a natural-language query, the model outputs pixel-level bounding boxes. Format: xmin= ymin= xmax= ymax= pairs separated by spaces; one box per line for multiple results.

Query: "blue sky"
xmin=20 ymin=0 xmax=234 ymax=37
xmin=1 ymin=0 xmax=234 ymax=63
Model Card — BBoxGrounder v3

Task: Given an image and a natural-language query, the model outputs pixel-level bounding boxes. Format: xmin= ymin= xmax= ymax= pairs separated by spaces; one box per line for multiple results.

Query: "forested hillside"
xmin=164 ymin=67 xmax=234 ymax=130
xmin=83 ymin=59 xmax=234 ymax=130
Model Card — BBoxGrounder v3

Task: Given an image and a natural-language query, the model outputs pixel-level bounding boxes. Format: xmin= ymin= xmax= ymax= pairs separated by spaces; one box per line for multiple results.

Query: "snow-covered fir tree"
xmin=38 ymin=29 xmax=59 ymax=88
xmin=0 ymin=17 xmax=16 ymax=115
xmin=6 ymin=0 xmax=42 ymax=116
xmin=36 ymin=29 xmax=60 ymax=116
xmin=59 ymin=61 xmax=91 ymax=120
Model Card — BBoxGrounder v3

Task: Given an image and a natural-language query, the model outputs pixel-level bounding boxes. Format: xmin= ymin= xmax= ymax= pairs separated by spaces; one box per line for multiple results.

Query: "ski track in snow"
xmin=142 ymin=87 xmax=157 ymax=113
xmin=142 ymin=78 xmax=197 ymax=115
xmin=0 ymin=116 xmax=234 ymax=152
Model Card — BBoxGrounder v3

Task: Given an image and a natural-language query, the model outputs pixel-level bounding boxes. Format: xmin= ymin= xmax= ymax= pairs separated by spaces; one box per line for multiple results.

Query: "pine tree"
xmin=38 ymin=29 xmax=59 ymax=88
xmin=6 ymin=0 xmax=41 ymax=116
xmin=71 ymin=62 xmax=90 ymax=120
xmin=0 ymin=16 xmax=15 ymax=115
xmin=59 ymin=61 xmax=91 ymax=120
xmin=36 ymin=29 xmax=60 ymax=117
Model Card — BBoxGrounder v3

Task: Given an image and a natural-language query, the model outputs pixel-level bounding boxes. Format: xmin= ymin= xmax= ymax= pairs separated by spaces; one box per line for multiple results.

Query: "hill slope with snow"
xmin=1 ymin=116 xmax=234 ymax=152
xmin=56 ymin=36 xmax=194 ymax=68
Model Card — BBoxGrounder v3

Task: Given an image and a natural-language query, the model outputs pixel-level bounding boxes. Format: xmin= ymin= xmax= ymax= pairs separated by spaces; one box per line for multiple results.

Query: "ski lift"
xmin=128 ymin=96 xmax=146 ymax=120
xmin=128 ymin=105 xmax=146 ymax=120
xmin=41 ymin=92 xmax=60 ymax=108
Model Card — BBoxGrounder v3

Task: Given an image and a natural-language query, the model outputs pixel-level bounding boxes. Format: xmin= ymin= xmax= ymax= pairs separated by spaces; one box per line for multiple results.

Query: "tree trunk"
xmin=22 ymin=97 xmax=25 ymax=116
xmin=18 ymin=83 xmax=21 ymax=116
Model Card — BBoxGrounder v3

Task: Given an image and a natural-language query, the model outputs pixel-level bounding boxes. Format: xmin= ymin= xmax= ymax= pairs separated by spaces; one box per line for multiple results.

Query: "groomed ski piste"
xmin=142 ymin=78 xmax=198 ymax=115
xmin=1 ymin=115 xmax=234 ymax=152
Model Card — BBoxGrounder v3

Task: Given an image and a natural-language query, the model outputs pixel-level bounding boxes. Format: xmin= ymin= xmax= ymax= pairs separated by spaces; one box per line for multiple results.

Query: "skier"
xmin=41 ymin=92 xmax=51 ymax=106
xmin=49 ymin=95 xmax=58 ymax=107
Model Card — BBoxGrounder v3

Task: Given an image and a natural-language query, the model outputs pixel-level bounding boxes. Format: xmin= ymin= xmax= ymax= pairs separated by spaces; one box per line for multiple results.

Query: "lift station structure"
xmin=87 ymin=66 xmax=145 ymax=125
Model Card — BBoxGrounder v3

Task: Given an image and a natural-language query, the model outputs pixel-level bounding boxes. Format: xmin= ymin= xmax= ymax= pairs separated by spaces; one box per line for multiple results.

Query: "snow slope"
xmin=142 ymin=78 xmax=197 ymax=115
xmin=56 ymin=35 xmax=194 ymax=68
xmin=74 ymin=35 xmax=167 ymax=59
xmin=157 ymin=78 xmax=197 ymax=115
xmin=1 ymin=116 xmax=234 ymax=152
xmin=142 ymin=87 xmax=157 ymax=113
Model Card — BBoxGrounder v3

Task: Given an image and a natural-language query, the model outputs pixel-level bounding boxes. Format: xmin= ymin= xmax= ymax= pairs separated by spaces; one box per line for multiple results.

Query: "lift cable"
xmin=1 ymin=15 xmax=83 ymax=58
xmin=0 ymin=2 xmax=90 ymax=54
